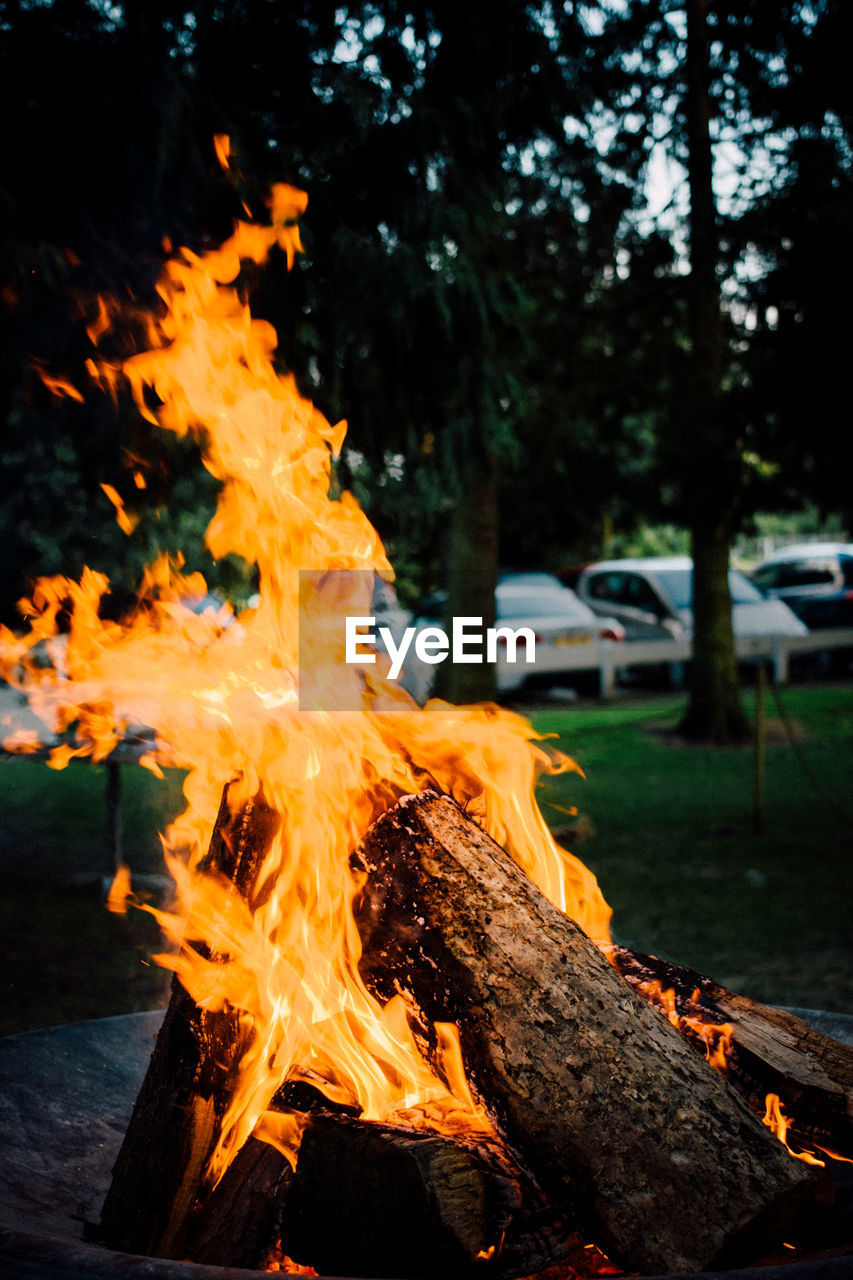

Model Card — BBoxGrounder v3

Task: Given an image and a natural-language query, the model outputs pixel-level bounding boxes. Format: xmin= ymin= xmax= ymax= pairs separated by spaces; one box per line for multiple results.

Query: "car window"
xmin=843 ymin=559 xmax=853 ymax=588
xmin=752 ymin=564 xmax=780 ymax=591
xmin=414 ymin=593 xmax=446 ymax=625
xmin=624 ymin=573 xmax=665 ymax=614
xmin=775 ymin=560 xmax=836 ymax=588
xmin=652 ymin=570 xmax=693 ymax=610
xmin=653 ymin=568 xmax=763 ymax=607
xmin=585 ymin=572 xmax=625 ymax=604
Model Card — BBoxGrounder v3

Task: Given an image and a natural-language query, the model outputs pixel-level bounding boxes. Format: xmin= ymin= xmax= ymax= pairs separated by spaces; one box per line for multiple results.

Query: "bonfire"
xmin=2 ymin=150 xmax=850 ymax=1279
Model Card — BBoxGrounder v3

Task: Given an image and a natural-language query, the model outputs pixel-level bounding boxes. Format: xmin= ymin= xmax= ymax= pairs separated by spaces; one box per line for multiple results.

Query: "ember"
xmin=2 ymin=159 xmax=851 ymax=1278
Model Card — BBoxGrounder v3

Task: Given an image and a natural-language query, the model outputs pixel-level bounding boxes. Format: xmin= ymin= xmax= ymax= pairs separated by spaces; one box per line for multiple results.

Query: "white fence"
xmin=590 ymin=628 xmax=853 ymax=699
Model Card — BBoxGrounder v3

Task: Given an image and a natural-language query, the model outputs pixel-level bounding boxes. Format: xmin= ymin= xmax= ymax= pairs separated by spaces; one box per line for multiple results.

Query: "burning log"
xmin=280 ymin=1113 xmax=571 ymax=1279
xmin=177 ymin=1134 xmax=292 ymax=1268
xmin=96 ymin=782 xmax=282 ymax=1258
xmin=355 ymin=791 xmax=828 ymax=1276
xmin=608 ymin=945 xmax=853 ymax=1156
xmin=179 ymin=1110 xmax=576 ymax=1276
xmin=96 ymin=783 xmax=570 ymax=1279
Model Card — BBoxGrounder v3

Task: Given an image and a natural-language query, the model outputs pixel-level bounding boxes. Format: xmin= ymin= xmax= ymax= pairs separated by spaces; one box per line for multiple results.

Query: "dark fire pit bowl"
xmin=1 ymin=1009 xmax=851 ymax=1280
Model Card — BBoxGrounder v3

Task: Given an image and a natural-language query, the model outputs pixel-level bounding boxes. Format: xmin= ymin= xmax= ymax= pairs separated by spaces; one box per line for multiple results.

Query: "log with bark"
xmin=156 ymin=1107 xmax=574 ymax=1276
xmin=280 ymin=1113 xmax=572 ymax=1279
xmin=354 ymin=791 xmax=829 ymax=1276
xmin=95 ymin=781 xmax=282 ymax=1258
xmin=95 ymin=784 xmax=843 ymax=1276
xmin=607 ymin=945 xmax=853 ymax=1156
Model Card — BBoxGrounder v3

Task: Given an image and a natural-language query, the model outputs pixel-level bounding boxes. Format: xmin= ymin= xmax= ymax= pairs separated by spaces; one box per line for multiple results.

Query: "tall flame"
xmin=1 ymin=176 xmax=611 ymax=1181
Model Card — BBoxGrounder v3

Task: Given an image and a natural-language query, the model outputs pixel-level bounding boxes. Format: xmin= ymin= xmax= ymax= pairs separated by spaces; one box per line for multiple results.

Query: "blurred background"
xmin=1 ymin=1 xmax=851 ymax=1032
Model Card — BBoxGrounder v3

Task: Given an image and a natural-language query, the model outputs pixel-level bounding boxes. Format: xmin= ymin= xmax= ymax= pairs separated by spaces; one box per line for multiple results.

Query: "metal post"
xmin=106 ymin=758 xmax=123 ymax=873
xmin=752 ymin=663 xmax=766 ymax=836
xmin=598 ymin=642 xmax=616 ymax=700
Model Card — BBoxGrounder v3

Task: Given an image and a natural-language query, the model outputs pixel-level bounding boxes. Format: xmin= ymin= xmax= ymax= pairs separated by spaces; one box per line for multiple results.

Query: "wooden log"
xmin=606 ymin=944 xmax=853 ymax=1155
xmin=172 ymin=1108 xmax=575 ymax=1276
xmin=95 ymin=782 xmax=281 ymax=1258
xmin=177 ymin=1134 xmax=291 ymax=1269
xmin=355 ymin=791 xmax=829 ymax=1276
xmin=280 ymin=1112 xmax=573 ymax=1280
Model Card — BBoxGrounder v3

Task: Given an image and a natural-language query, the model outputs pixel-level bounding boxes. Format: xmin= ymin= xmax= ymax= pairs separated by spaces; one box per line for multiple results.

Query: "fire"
xmin=638 ymin=978 xmax=734 ymax=1073
xmin=0 ymin=168 xmax=611 ymax=1183
xmin=636 ymin=976 xmax=842 ymax=1168
xmin=762 ymin=1094 xmax=826 ymax=1167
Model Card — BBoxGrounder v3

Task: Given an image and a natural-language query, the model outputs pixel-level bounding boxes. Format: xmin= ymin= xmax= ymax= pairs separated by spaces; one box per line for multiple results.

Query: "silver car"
xmin=402 ymin=581 xmax=624 ymax=701
xmin=575 ymin=556 xmax=806 ymax=686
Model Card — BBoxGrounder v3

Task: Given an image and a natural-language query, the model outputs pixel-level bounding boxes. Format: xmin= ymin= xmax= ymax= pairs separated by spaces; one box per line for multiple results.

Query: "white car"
xmin=402 ymin=582 xmax=624 ymax=701
xmin=575 ymin=557 xmax=807 ymax=643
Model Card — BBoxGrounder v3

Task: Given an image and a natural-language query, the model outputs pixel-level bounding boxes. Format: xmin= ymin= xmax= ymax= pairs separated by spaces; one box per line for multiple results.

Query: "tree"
xmin=732 ymin=1 xmax=853 ymax=532
xmin=678 ymin=0 xmax=750 ymax=741
xmin=587 ymin=0 xmax=851 ymax=740
xmin=237 ymin=1 xmax=635 ymax=701
xmin=0 ymin=0 xmax=237 ymax=619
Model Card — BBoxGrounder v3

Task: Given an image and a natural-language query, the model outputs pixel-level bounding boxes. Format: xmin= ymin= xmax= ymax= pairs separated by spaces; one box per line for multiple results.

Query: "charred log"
xmin=280 ymin=1112 xmax=571 ymax=1280
xmin=355 ymin=791 xmax=828 ymax=1276
xmin=607 ymin=945 xmax=853 ymax=1156
xmin=95 ymin=782 xmax=281 ymax=1258
xmin=179 ymin=1134 xmax=291 ymax=1268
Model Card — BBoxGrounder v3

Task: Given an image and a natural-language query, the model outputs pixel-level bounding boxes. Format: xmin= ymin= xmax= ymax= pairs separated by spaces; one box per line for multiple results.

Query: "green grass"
xmin=1 ymin=684 xmax=851 ymax=1037
xmin=530 ymin=684 xmax=853 ymax=1013
xmin=0 ymin=758 xmax=186 ymax=1036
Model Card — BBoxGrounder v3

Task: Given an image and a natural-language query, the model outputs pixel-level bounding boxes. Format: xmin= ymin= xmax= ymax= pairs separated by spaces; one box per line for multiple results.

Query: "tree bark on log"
xmin=606 ymin=945 xmax=853 ymax=1155
xmin=178 ymin=1134 xmax=291 ymax=1269
xmin=355 ymin=791 xmax=828 ymax=1276
xmin=281 ymin=1113 xmax=571 ymax=1280
xmin=95 ymin=782 xmax=281 ymax=1258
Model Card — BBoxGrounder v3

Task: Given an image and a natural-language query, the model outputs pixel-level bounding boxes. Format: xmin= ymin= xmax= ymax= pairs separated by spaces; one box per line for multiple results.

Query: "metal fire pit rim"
xmin=1 ymin=1222 xmax=852 ymax=1280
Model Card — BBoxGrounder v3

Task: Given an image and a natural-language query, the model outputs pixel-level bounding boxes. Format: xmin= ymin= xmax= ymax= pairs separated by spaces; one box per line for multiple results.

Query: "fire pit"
xmin=0 ymin=1008 xmax=851 ymax=1280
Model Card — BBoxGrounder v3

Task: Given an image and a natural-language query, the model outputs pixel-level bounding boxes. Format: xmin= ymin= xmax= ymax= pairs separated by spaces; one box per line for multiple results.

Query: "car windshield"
xmin=654 ymin=568 xmax=764 ymax=609
xmin=497 ymin=588 xmax=589 ymax=621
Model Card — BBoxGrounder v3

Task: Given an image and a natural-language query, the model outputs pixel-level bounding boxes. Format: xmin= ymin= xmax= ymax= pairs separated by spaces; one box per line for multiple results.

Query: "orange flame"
xmin=640 ymin=979 xmax=734 ymax=1073
xmin=35 ymin=366 xmax=84 ymax=402
xmin=100 ymin=483 xmax=139 ymax=536
xmin=638 ymin=979 xmax=835 ymax=1168
xmin=0 ymin=184 xmax=611 ymax=1183
xmin=762 ymin=1094 xmax=826 ymax=1167
xmin=107 ymin=863 xmax=133 ymax=915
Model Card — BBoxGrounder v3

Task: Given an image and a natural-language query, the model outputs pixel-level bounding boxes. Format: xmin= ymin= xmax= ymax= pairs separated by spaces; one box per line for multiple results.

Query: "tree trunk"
xmin=435 ymin=460 xmax=499 ymax=704
xmin=679 ymin=0 xmax=750 ymax=744
xmin=355 ymin=791 xmax=825 ymax=1276
xmin=682 ymin=519 xmax=751 ymax=742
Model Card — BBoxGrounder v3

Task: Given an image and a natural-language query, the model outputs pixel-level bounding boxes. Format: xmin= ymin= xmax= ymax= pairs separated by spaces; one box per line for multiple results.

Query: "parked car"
xmin=402 ymin=581 xmax=624 ymax=701
xmin=749 ymin=544 xmax=853 ymax=630
xmin=575 ymin=556 xmax=807 ymax=686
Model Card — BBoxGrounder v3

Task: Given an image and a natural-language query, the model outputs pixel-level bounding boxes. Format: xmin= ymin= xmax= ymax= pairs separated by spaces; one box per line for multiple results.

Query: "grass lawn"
xmin=0 ymin=682 xmax=850 ymax=1037
xmin=529 ymin=682 xmax=853 ymax=1014
xmin=0 ymin=758 xmax=186 ymax=1036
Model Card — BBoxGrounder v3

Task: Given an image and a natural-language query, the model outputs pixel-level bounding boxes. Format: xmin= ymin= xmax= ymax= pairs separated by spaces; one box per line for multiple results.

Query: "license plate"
xmin=552 ymin=634 xmax=591 ymax=646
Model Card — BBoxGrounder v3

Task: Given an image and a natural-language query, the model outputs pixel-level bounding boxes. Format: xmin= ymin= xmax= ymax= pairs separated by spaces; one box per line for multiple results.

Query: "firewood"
xmin=95 ymin=782 xmax=281 ymax=1258
xmin=178 ymin=1134 xmax=291 ymax=1268
xmin=607 ymin=944 xmax=853 ymax=1155
xmin=280 ymin=1112 xmax=572 ymax=1280
xmin=355 ymin=791 xmax=829 ymax=1277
